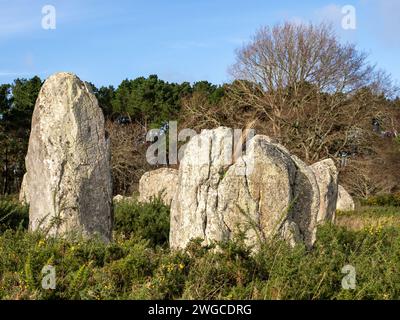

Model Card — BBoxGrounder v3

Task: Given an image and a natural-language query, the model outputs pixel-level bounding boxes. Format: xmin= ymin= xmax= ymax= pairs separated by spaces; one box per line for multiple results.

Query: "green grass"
xmin=1 ymin=197 xmax=400 ymax=300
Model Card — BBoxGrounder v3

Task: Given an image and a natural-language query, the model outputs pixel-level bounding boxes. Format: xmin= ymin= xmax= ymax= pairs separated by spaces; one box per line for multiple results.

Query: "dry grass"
xmin=336 ymin=206 xmax=400 ymax=231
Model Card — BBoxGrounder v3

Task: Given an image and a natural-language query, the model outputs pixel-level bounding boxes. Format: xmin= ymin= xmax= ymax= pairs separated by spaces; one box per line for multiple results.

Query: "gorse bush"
xmin=113 ymin=197 xmax=170 ymax=247
xmin=0 ymin=196 xmax=29 ymax=233
xmin=360 ymin=193 xmax=400 ymax=207
xmin=0 ymin=224 xmax=399 ymax=300
xmin=0 ymin=199 xmax=399 ymax=300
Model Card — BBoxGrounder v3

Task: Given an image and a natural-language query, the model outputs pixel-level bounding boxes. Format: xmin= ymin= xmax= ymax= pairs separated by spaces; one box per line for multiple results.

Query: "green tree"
xmin=7 ymin=76 xmax=42 ymax=131
xmin=112 ymin=79 xmax=132 ymax=115
xmin=192 ymin=81 xmax=225 ymax=104
xmin=0 ymin=77 xmax=41 ymax=194
xmin=0 ymin=84 xmax=11 ymax=116
xmin=112 ymin=75 xmax=186 ymax=127
xmin=96 ymin=86 xmax=115 ymax=118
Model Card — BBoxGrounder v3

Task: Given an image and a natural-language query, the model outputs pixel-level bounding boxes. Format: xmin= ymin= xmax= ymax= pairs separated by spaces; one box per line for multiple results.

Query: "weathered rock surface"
xmin=170 ymin=127 xmax=234 ymax=249
xmin=310 ymin=159 xmax=339 ymax=224
xmin=19 ymin=173 xmax=29 ymax=205
xmin=336 ymin=185 xmax=355 ymax=211
xmin=21 ymin=72 xmax=113 ymax=241
xmin=139 ymin=168 xmax=178 ymax=206
xmin=289 ymin=154 xmax=320 ymax=247
xmin=170 ymin=128 xmax=320 ymax=250
xmin=216 ymin=135 xmax=314 ymax=248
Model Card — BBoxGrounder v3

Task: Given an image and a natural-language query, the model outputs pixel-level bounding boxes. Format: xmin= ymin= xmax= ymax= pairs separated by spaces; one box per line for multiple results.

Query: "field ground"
xmin=336 ymin=206 xmax=400 ymax=230
xmin=0 ymin=196 xmax=399 ymax=300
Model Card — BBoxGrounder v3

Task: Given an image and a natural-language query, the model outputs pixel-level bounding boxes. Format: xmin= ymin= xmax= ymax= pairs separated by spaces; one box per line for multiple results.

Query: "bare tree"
xmin=180 ymin=91 xmax=224 ymax=130
xmin=228 ymin=22 xmax=393 ymax=163
xmin=106 ymin=121 xmax=151 ymax=195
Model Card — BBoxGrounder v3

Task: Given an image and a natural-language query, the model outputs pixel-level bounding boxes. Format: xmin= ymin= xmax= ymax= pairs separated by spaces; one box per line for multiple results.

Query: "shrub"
xmin=113 ymin=197 xmax=170 ymax=247
xmin=0 ymin=196 xmax=29 ymax=233
xmin=1 ymin=200 xmax=400 ymax=300
xmin=182 ymin=238 xmax=257 ymax=299
xmin=361 ymin=193 xmax=400 ymax=207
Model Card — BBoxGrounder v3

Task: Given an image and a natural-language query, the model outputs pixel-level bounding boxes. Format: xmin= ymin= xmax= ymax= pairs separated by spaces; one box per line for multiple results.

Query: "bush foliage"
xmin=0 ymin=196 xmax=29 ymax=233
xmin=1 ymin=198 xmax=399 ymax=300
xmin=113 ymin=198 xmax=170 ymax=247
xmin=360 ymin=193 xmax=400 ymax=207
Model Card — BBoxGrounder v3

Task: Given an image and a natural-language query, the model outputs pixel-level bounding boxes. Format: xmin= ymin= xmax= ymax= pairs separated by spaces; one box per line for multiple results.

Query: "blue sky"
xmin=1 ymin=0 xmax=399 ymax=87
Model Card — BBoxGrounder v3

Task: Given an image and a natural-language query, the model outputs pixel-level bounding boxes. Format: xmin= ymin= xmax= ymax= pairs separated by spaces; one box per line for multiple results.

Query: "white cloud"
xmin=24 ymin=53 xmax=34 ymax=68
xmin=314 ymin=4 xmax=342 ymax=24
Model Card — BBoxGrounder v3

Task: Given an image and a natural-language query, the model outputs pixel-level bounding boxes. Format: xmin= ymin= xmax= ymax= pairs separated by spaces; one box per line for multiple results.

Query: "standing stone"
xmin=139 ymin=168 xmax=178 ymax=206
xmin=216 ymin=135 xmax=301 ymax=248
xmin=170 ymin=129 xmax=320 ymax=250
xmin=249 ymin=138 xmax=320 ymax=247
xmin=289 ymin=155 xmax=320 ymax=247
xmin=217 ymin=137 xmax=319 ymax=249
xmin=19 ymin=173 xmax=29 ymax=205
xmin=310 ymin=159 xmax=339 ymax=224
xmin=336 ymin=185 xmax=355 ymax=211
xmin=21 ymin=72 xmax=113 ymax=241
xmin=170 ymin=127 xmax=234 ymax=249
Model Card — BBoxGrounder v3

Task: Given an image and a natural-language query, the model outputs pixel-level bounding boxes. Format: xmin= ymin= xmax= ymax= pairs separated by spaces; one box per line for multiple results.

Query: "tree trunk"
xmin=2 ymin=147 xmax=8 ymax=195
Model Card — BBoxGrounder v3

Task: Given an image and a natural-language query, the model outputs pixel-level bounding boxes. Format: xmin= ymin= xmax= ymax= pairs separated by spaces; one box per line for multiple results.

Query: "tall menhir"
xmin=20 ymin=72 xmax=113 ymax=241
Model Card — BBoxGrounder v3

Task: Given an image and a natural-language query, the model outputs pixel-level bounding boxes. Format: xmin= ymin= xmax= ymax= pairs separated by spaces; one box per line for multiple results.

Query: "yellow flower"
xmin=38 ymin=239 xmax=45 ymax=247
xmin=179 ymin=263 xmax=185 ymax=270
xmin=383 ymin=293 xmax=390 ymax=300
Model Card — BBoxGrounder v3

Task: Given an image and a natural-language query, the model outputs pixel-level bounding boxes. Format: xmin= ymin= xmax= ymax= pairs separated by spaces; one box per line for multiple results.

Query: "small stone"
xmin=337 ymin=185 xmax=355 ymax=211
xmin=139 ymin=168 xmax=178 ymax=206
xmin=310 ymin=159 xmax=339 ymax=224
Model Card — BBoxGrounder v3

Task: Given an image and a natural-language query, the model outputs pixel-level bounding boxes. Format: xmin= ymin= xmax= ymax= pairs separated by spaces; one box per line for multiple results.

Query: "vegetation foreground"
xmin=0 ymin=196 xmax=399 ymax=300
